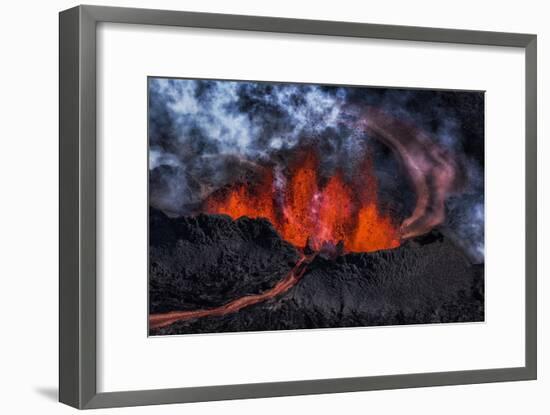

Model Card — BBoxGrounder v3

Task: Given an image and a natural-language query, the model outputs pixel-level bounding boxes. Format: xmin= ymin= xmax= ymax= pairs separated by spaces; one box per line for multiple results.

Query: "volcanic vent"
xmin=205 ymin=149 xmax=401 ymax=254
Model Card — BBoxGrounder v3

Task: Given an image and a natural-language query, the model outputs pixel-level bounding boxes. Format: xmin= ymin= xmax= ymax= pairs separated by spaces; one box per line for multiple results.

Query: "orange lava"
xmin=281 ymin=153 xmax=319 ymax=247
xmin=206 ymin=150 xmax=400 ymax=253
xmin=150 ymin=253 xmax=314 ymax=330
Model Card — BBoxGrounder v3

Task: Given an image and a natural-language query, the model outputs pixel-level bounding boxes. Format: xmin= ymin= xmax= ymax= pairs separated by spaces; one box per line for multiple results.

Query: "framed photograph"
xmin=59 ymin=5 xmax=537 ymax=409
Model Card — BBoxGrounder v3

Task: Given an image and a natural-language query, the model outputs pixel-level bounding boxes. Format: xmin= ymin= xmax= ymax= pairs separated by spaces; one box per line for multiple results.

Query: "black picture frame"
xmin=59 ymin=4 xmax=537 ymax=409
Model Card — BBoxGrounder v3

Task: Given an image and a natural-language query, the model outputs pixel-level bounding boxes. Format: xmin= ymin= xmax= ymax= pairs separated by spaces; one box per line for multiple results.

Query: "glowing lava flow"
xmin=149 ymin=253 xmax=315 ymax=330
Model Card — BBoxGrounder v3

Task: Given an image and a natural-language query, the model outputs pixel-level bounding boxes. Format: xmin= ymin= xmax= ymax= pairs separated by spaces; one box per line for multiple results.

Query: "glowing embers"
xmin=205 ymin=150 xmax=401 ymax=253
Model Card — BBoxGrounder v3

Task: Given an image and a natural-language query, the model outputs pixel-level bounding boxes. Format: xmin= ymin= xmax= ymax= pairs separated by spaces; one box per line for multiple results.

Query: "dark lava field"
xmin=149 ymin=207 xmax=484 ymax=336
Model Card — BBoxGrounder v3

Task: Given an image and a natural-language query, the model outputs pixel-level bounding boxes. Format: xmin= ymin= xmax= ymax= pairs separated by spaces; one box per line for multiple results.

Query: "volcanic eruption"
xmin=205 ymin=149 xmax=401 ymax=254
xmin=148 ymin=78 xmax=485 ymax=335
xmin=149 ymin=110 xmax=466 ymax=330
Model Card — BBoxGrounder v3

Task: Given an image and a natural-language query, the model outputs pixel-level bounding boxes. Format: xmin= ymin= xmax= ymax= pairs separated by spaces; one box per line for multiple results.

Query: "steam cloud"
xmin=149 ymin=78 xmax=485 ymax=262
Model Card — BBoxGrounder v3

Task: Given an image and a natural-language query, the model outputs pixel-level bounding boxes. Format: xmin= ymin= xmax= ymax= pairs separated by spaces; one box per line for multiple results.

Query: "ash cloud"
xmin=148 ymin=78 xmax=484 ymax=262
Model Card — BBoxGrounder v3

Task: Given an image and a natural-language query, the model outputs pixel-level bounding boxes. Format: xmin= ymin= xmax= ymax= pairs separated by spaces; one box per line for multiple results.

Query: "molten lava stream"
xmin=149 ymin=253 xmax=315 ymax=330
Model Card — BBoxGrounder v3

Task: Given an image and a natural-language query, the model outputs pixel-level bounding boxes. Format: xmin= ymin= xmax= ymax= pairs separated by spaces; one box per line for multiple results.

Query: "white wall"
xmin=0 ymin=0 xmax=546 ymax=413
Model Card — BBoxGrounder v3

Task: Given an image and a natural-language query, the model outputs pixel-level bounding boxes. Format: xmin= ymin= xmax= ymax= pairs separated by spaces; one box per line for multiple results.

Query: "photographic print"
xmin=148 ymin=78 xmax=484 ymax=336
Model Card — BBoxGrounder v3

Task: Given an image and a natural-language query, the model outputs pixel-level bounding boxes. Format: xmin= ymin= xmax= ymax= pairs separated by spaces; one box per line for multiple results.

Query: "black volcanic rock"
xmin=149 ymin=207 xmax=300 ymax=313
xmin=150 ymin=211 xmax=484 ymax=335
xmin=283 ymin=230 xmax=481 ymax=327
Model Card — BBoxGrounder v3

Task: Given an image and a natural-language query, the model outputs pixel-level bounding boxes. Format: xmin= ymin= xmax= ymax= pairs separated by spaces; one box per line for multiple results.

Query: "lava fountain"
xmin=205 ymin=150 xmax=401 ymax=253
